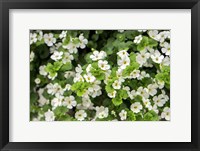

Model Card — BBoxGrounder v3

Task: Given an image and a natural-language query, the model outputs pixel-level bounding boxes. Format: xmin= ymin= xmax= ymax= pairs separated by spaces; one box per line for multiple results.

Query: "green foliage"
xmin=137 ymin=36 xmax=158 ymax=51
xmin=71 ymin=82 xmax=90 ymax=96
xmin=155 ymin=66 xmax=170 ymax=89
xmin=143 ymin=110 xmax=159 ymax=121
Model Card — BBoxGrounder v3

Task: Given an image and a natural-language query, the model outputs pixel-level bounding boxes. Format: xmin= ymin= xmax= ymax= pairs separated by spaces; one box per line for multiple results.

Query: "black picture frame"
xmin=0 ymin=0 xmax=200 ymax=151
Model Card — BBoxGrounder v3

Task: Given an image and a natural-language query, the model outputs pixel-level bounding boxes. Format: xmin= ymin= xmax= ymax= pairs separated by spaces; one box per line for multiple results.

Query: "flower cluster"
xmin=30 ymin=30 xmax=170 ymax=121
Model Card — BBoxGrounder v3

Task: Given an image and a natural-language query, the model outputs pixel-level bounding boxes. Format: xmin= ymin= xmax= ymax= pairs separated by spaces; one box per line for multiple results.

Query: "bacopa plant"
xmin=30 ymin=30 xmax=170 ymax=121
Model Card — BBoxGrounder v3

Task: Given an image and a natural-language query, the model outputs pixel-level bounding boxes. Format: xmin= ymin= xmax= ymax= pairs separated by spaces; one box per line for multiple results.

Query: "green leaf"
xmin=30 ymin=92 xmax=38 ymax=104
xmin=54 ymin=106 xmax=68 ymax=117
xmin=53 ymin=61 xmax=62 ymax=71
xmin=36 ymin=44 xmax=49 ymax=59
xmin=60 ymin=62 xmax=72 ymax=71
xmin=127 ymin=111 xmax=136 ymax=121
xmin=143 ymin=110 xmax=159 ymax=121
xmin=112 ymin=97 xmax=123 ymax=106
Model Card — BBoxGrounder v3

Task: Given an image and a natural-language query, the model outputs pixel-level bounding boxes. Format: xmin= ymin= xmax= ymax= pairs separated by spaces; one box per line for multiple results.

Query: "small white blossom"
xmin=30 ymin=51 xmax=35 ymax=62
xmin=117 ymin=50 xmax=129 ymax=58
xmin=59 ymin=31 xmax=67 ymax=39
xmin=130 ymin=70 xmax=140 ymax=78
xmin=90 ymin=50 xmax=107 ymax=61
xmin=151 ymin=50 xmax=164 ymax=63
xmin=161 ymin=107 xmax=170 ymax=121
xmin=134 ymin=35 xmax=143 ymax=44
xmin=137 ymin=87 xmax=149 ymax=99
xmin=112 ymin=80 xmax=121 ymax=89
xmin=84 ymin=73 xmax=96 ymax=83
xmin=73 ymin=74 xmax=84 ymax=82
xmin=75 ymin=110 xmax=87 ymax=121
xmin=51 ymin=96 xmax=63 ymax=109
xmin=119 ymin=110 xmax=127 ymax=120
xmin=39 ymin=65 xmax=47 ymax=76
xmin=136 ymin=50 xmax=150 ymax=66
xmin=62 ymin=52 xmax=74 ymax=64
xmin=63 ymin=96 xmax=77 ymax=109
xmin=130 ymin=102 xmax=143 ymax=113
xmin=98 ymin=60 xmax=110 ymax=70
xmin=34 ymin=78 xmax=41 ymax=84
xmin=95 ymin=106 xmax=109 ymax=119
xmin=44 ymin=109 xmax=55 ymax=122
xmin=147 ymin=84 xmax=157 ymax=96
xmin=153 ymin=95 xmax=166 ymax=107
xmin=108 ymin=90 xmax=117 ymax=98
xmin=75 ymin=64 xmax=83 ymax=74
xmin=79 ymin=34 xmax=88 ymax=49
xmin=51 ymin=51 xmax=63 ymax=61
xmin=30 ymin=33 xmax=37 ymax=44
xmin=44 ymin=33 xmax=56 ymax=47
xmin=117 ymin=56 xmax=130 ymax=69
xmin=161 ymin=42 xmax=170 ymax=56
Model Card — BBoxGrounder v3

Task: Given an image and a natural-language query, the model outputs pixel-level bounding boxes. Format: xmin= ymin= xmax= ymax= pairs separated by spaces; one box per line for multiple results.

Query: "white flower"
xmin=39 ymin=65 xmax=47 ymax=76
xmin=59 ymin=31 xmax=67 ymax=39
xmin=162 ymin=56 xmax=170 ymax=66
xmin=137 ymin=87 xmax=149 ymax=99
xmin=82 ymin=98 xmax=93 ymax=108
xmin=112 ymin=80 xmax=121 ymax=89
xmin=84 ymin=73 xmax=96 ymax=83
xmin=75 ymin=64 xmax=83 ymax=74
xmin=136 ymin=50 xmax=150 ymax=66
xmin=157 ymin=80 xmax=165 ymax=89
xmin=134 ymin=35 xmax=143 ymax=44
xmin=62 ymin=52 xmax=74 ymax=64
xmin=108 ymin=90 xmax=117 ymax=98
xmin=119 ymin=110 xmax=127 ymax=120
xmin=148 ymin=30 xmax=159 ymax=41
xmin=142 ymin=98 xmax=152 ymax=108
xmin=46 ymin=83 xmax=64 ymax=97
xmin=30 ymin=51 xmax=35 ymax=62
xmin=63 ymin=41 xmax=79 ymax=54
xmin=130 ymin=70 xmax=140 ymax=78
xmin=98 ymin=60 xmax=110 ymax=70
xmin=90 ymin=50 xmax=107 ymax=61
xmin=73 ymin=74 xmax=84 ymax=82
xmin=30 ymin=33 xmax=37 ymax=44
xmin=79 ymin=34 xmax=88 ymax=49
xmin=161 ymin=42 xmax=170 ymax=56
xmin=48 ymin=73 xmax=57 ymax=80
xmin=50 ymin=43 xmax=62 ymax=54
xmin=95 ymin=106 xmax=109 ymax=119
xmin=117 ymin=50 xmax=129 ymax=58
xmin=130 ymin=102 xmax=143 ymax=113
xmin=44 ymin=33 xmax=56 ymax=47
xmin=151 ymin=50 xmax=164 ymax=63
xmin=147 ymin=84 xmax=157 ymax=96
xmin=64 ymin=71 xmax=75 ymax=79
xmin=153 ymin=95 xmax=166 ymax=107
xmin=50 ymin=51 xmax=63 ymax=61
xmin=86 ymin=64 xmax=92 ymax=73
xmin=117 ymin=56 xmax=130 ymax=69
xmin=63 ymin=96 xmax=77 ymax=109
xmin=158 ymin=31 xmax=168 ymax=42
xmin=128 ymin=90 xmax=137 ymax=100
xmin=44 ymin=109 xmax=55 ymax=122
xmin=161 ymin=107 xmax=170 ymax=121
xmin=75 ymin=110 xmax=87 ymax=121
xmin=64 ymin=84 xmax=71 ymax=91
xmin=37 ymin=30 xmax=43 ymax=41
xmin=51 ymin=96 xmax=63 ymax=109
xmin=34 ymin=78 xmax=41 ymax=84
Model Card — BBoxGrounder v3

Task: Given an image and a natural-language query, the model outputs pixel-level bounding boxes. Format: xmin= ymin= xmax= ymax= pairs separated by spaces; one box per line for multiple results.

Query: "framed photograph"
xmin=0 ymin=0 xmax=200 ymax=150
